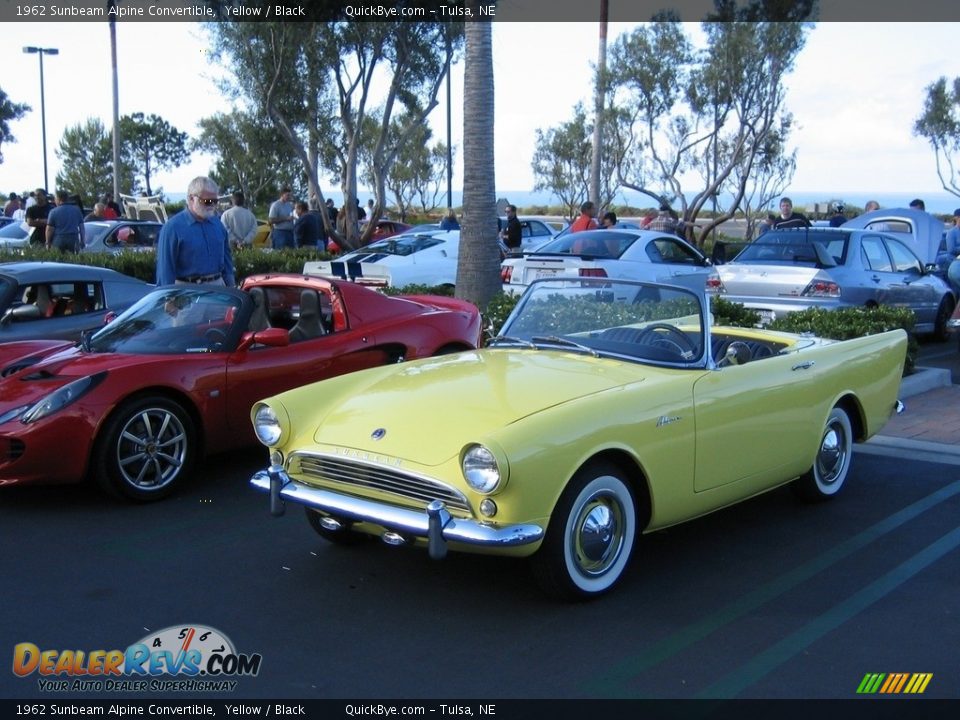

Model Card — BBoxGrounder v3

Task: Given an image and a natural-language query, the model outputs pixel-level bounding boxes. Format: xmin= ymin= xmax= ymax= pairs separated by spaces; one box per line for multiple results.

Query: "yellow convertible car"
xmin=250 ymin=277 xmax=908 ymax=600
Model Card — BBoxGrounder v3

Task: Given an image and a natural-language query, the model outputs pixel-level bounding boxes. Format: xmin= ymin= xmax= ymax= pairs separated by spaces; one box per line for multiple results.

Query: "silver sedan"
xmin=718 ymin=227 xmax=956 ymax=338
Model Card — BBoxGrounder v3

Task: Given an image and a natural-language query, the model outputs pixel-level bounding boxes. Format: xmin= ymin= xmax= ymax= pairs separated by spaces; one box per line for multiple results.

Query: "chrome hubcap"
xmin=572 ymin=491 xmax=624 ymax=576
xmin=816 ymin=423 xmax=846 ymax=484
xmin=117 ymin=408 xmax=187 ymax=489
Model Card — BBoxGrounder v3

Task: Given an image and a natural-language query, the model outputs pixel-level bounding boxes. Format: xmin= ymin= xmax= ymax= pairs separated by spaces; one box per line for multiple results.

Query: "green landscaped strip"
xmin=697 ymin=526 xmax=960 ymax=698
xmin=583 ymin=479 xmax=960 ymax=697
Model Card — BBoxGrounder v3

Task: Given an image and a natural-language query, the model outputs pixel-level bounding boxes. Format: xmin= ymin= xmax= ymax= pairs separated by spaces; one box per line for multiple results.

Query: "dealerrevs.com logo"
xmin=12 ymin=624 xmax=262 ymax=693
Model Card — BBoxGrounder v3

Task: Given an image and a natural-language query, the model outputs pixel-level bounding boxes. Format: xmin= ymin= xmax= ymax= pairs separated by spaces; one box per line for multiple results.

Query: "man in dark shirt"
xmin=25 ymin=189 xmax=51 ymax=245
xmin=500 ymin=204 xmax=522 ymax=250
xmin=772 ymin=197 xmax=811 ymax=229
xmin=293 ymin=202 xmax=323 ymax=248
xmin=828 ymin=203 xmax=847 ymax=227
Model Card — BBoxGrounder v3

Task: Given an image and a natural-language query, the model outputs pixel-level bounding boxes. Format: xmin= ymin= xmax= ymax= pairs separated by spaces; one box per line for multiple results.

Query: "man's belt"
xmin=177 ymin=273 xmax=222 ymax=283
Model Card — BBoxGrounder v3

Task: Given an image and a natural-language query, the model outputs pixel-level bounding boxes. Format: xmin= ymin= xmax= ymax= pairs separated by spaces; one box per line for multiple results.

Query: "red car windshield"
xmin=88 ymin=289 xmax=242 ymax=354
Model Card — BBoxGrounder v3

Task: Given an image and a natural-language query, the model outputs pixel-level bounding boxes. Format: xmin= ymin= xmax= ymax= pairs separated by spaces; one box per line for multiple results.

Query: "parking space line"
xmin=697 ymin=525 xmax=960 ymax=698
xmin=582 ymin=478 xmax=960 ymax=697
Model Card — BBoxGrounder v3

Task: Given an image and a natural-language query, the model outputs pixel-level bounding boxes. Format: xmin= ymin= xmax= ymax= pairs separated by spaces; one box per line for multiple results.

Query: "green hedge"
xmin=1 ymin=249 xmax=917 ymax=372
xmin=0 ymin=247 xmax=334 ymax=285
xmin=768 ymin=305 xmax=917 ymax=374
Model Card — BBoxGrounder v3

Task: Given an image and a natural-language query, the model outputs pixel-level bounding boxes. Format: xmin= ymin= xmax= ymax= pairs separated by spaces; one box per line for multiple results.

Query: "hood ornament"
xmin=371 ymin=428 xmax=387 ymax=441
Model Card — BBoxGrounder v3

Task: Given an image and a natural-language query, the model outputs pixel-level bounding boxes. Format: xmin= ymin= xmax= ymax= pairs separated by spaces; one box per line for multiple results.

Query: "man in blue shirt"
xmin=156 ymin=176 xmax=235 ymax=287
xmin=45 ymin=190 xmax=85 ymax=253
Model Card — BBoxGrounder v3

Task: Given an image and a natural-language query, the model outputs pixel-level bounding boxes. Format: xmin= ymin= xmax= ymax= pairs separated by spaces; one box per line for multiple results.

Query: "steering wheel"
xmin=203 ymin=327 xmax=228 ymax=347
xmin=635 ymin=323 xmax=698 ymax=356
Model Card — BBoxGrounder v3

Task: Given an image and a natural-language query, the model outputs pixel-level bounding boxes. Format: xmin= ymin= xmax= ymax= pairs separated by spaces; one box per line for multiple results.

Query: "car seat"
xmin=247 ymin=287 xmax=270 ymax=332
xmin=65 ymin=285 xmax=93 ymax=315
xmin=288 ymin=289 xmax=325 ymax=342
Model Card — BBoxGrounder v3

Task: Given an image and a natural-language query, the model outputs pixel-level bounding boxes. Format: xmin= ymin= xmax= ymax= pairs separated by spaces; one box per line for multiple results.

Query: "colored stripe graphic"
xmin=856 ymin=673 xmax=885 ymax=693
xmin=857 ymin=672 xmax=932 ymax=694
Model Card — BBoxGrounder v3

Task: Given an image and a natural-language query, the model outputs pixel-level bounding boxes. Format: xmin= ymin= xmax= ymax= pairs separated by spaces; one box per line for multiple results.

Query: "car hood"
xmin=293 ymin=349 xmax=657 ymax=466
xmin=0 ymin=345 xmax=169 ymax=410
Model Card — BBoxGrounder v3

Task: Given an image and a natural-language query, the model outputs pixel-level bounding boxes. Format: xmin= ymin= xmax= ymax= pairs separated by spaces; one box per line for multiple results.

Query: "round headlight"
xmin=462 ymin=444 xmax=501 ymax=494
xmin=253 ymin=404 xmax=283 ymax=446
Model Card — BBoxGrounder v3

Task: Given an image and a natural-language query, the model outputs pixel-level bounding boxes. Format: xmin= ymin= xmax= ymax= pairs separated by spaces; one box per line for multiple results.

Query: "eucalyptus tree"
xmin=205 ymin=20 xmax=461 ymax=251
xmin=914 ymin=76 xmax=960 ymax=199
xmin=118 ymin=112 xmax=190 ymax=196
xmin=726 ymin=118 xmax=797 ymax=240
xmin=606 ymin=16 xmax=810 ymax=246
xmin=0 ymin=87 xmax=30 ymax=164
xmin=456 ymin=2 xmax=500 ymax=310
xmin=361 ymin=115 xmax=450 ymax=220
xmin=532 ymin=103 xmax=625 ymax=221
xmin=55 ymin=118 xmax=134 ymax=199
xmin=194 ymin=111 xmax=302 ymax=208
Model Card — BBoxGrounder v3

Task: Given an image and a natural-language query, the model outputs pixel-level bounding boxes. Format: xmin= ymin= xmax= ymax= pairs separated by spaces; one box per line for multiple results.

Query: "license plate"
xmin=534 ymin=268 xmax=561 ymax=279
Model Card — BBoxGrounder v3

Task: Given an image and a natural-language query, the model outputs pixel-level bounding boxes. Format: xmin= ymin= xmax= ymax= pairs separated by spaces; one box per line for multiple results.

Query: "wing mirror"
xmin=2 ymin=304 xmax=43 ymax=325
xmin=237 ymin=327 xmax=290 ymax=351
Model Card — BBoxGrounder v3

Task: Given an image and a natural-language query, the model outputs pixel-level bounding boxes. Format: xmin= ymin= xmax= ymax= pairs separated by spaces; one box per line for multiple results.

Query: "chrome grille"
xmin=290 ymin=453 xmax=471 ymax=514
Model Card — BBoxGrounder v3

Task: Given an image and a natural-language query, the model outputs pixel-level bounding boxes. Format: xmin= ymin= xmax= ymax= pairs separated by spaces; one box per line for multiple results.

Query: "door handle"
xmin=792 ymin=361 xmax=815 ymax=371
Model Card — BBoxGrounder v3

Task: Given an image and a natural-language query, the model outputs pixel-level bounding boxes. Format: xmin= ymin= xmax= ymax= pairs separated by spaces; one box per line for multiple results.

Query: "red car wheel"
xmin=94 ymin=395 xmax=196 ymax=502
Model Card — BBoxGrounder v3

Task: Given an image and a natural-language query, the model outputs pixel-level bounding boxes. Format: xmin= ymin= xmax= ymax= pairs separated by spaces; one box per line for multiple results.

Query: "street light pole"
xmin=22 ymin=46 xmax=59 ymax=191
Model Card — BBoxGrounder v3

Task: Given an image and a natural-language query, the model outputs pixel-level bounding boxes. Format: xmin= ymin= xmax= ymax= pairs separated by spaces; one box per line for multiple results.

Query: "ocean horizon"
xmin=166 ymin=188 xmax=960 ymax=216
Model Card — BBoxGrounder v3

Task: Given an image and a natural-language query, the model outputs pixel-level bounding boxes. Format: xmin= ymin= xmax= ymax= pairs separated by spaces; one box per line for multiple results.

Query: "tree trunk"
xmin=456 ymin=5 xmax=501 ymax=313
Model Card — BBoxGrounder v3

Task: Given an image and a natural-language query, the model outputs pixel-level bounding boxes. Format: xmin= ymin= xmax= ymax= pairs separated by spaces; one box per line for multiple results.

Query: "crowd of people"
xmin=2 ymin=188 xmax=127 ymax=253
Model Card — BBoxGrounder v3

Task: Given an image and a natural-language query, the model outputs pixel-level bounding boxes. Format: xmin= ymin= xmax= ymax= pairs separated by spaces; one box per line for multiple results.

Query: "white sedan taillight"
xmin=578 ymin=268 xmax=608 ymax=278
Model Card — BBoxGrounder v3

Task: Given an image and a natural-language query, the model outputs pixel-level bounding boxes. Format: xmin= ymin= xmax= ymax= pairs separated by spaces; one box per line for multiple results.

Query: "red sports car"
xmin=0 ymin=274 xmax=481 ymax=501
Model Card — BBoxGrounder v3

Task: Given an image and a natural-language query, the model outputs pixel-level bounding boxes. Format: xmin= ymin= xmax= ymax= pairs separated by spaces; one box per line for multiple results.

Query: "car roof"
xmin=0 ymin=261 xmax=142 ymax=283
xmin=84 ymin=220 xmax=163 ymax=227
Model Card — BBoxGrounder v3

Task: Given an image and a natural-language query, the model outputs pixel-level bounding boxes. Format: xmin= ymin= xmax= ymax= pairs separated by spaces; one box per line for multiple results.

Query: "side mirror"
xmin=5 ymin=304 xmax=43 ymax=323
xmin=237 ymin=327 xmax=290 ymax=351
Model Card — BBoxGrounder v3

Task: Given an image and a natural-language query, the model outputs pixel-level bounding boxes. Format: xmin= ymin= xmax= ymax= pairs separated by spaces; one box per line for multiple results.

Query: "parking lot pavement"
xmin=876 ymin=384 xmax=960 ymax=449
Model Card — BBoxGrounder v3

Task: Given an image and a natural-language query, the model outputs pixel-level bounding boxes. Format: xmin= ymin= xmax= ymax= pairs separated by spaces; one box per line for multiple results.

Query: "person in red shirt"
xmin=569 ymin=201 xmax=598 ymax=233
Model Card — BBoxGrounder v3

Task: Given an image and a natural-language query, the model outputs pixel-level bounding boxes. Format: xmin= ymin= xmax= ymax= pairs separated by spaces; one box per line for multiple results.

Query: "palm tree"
xmin=455 ymin=5 xmax=501 ymax=311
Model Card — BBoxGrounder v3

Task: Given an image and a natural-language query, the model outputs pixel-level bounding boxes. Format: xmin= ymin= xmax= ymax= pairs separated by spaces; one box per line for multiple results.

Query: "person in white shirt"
xmin=220 ymin=191 xmax=258 ymax=250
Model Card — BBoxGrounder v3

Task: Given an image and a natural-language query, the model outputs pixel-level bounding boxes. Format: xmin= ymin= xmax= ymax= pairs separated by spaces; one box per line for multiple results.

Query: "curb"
xmin=897 ymin=366 xmax=951 ymax=399
xmin=863 ymin=434 xmax=960 ymax=458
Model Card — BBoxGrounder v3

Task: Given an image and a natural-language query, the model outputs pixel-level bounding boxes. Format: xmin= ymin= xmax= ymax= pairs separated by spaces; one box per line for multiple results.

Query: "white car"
xmin=0 ymin=221 xmax=30 ymax=250
xmin=499 ymin=216 xmax=565 ymax=252
xmin=500 ymin=228 xmax=719 ymax=294
xmin=304 ymin=230 xmax=459 ymax=288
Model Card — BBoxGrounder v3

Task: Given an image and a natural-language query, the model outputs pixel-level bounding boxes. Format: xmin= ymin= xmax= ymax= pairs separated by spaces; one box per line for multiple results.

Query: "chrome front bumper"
xmin=250 ymin=466 xmax=544 ymax=559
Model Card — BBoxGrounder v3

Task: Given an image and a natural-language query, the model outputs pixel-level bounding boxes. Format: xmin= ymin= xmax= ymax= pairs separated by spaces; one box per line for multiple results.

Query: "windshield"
xmin=88 ymin=288 xmax=242 ymax=354
xmin=83 ymin=223 xmax=112 ymax=246
xmin=735 ymin=231 xmax=848 ymax=267
xmin=351 ymin=233 xmax=445 ymax=257
xmin=497 ymin=278 xmax=705 ymax=366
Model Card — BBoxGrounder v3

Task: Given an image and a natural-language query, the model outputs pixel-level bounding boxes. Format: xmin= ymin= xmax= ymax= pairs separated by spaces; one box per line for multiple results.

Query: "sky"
xmin=1 ymin=19 xmax=958 ymax=211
